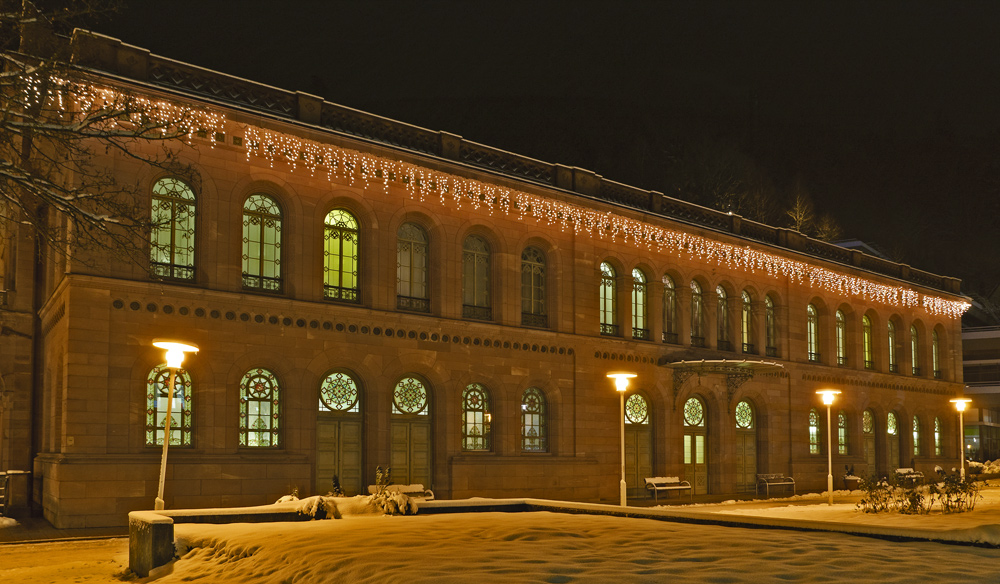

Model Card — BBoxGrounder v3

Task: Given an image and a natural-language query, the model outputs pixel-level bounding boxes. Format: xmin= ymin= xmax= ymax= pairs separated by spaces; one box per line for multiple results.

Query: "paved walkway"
xmin=0 ymin=516 xmax=126 ymax=544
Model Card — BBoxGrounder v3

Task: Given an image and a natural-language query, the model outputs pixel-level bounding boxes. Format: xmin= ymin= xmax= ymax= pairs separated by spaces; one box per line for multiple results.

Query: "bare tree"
xmin=1 ymin=0 xmax=207 ymax=265
xmin=813 ymin=213 xmax=842 ymax=242
xmin=785 ymin=186 xmax=815 ymax=233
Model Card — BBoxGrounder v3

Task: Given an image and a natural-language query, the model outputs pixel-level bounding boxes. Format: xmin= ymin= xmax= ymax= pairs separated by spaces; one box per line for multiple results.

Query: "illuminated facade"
xmin=0 ymin=32 xmax=970 ymax=527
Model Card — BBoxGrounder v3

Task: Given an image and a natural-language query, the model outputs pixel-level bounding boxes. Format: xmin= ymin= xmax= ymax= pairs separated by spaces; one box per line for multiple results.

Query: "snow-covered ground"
xmin=5 ymin=486 xmax=1000 ymax=583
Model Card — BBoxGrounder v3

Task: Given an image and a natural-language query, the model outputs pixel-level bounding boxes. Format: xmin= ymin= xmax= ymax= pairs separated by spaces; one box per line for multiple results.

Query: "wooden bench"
xmin=756 ymin=473 xmax=795 ymax=498
xmin=367 ymin=483 xmax=435 ymax=500
xmin=894 ymin=468 xmax=924 ymax=486
xmin=644 ymin=477 xmax=693 ymax=502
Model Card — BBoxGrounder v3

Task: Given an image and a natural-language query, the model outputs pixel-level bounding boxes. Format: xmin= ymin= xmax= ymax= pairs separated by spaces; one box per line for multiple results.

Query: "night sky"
xmin=94 ymin=1 xmax=1000 ymax=296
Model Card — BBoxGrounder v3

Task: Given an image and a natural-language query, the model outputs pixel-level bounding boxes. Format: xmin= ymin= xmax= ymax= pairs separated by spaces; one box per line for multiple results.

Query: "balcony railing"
xmin=808 ymin=352 xmax=821 ymax=363
xmin=766 ymin=346 xmax=778 ymax=358
xmin=717 ymin=340 xmax=732 ymax=352
xmin=743 ymin=343 xmax=757 ymax=355
xmin=632 ymin=328 xmax=650 ymax=341
xmin=889 ymin=363 xmax=899 ymax=373
xmin=324 ymin=285 xmax=359 ymax=303
xmin=662 ymin=331 xmax=679 ymax=344
xmin=601 ymin=323 xmax=620 ymax=337
xmin=864 ymin=360 xmax=875 ymax=370
xmin=242 ymin=274 xmax=282 ymax=293
xmin=521 ymin=313 xmax=548 ymax=328
xmin=397 ymin=295 xmax=430 ymax=313
xmin=463 ymin=305 xmax=492 ymax=321
xmin=912 ymin=367 xmax=921 ymax=376
xmin=837 ymin=356 xmax=848 ymax=366
xmin=934 ymin=369 xmax=942 ymax=379
xmin=691 ymin=336 xmax=706 ymax=348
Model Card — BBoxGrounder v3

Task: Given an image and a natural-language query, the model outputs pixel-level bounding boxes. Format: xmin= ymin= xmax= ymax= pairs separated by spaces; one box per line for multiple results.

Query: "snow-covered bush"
xmin=296 ymin=496 xmax=341 ymax=520
xmin=367 ymin=466 xmax=416 ymax=516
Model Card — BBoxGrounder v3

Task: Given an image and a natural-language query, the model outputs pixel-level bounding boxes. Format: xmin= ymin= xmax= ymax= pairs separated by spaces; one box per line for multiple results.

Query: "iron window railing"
xmin=600 ymin=323 xmax=620 ymax=337
xmin=397 ymin=295 xmax=430 ymax=313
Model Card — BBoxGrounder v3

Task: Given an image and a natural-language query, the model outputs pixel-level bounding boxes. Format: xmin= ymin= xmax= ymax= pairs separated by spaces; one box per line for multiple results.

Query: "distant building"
xmin=961 ymin=292 xmax=1000 ymax=462
xmin=0 ymin=31 xmax=971 ymax=527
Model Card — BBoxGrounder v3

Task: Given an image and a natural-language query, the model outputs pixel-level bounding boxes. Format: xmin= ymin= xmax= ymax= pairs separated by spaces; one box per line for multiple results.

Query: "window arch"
xmin=913 ymin=415 xmax=922 ymax=456
xmin=765 ymin=295 xmax=778 ymax=357
xmin=911 ymin=325 xmax=920 ymax=375
xmin=462 ymin=235 xmax=492 ymax=320
xmin=145 ymin=365 xmax=193 ymax=447
xmin=807 ymin=304 xmax=819 ymax=362
xmin=684 ymin=397 xmax=706 ymax=427
xmin=690 ymin=281 xmax=705 ymax=347
xmin=521 ymin=247 xmax=547 ymax=327
xmin=932 ymin=330 xmax=941 ymax=378
xmin=239 ymin=368 xmax=280 ymax=447
xmin=242 ymin=193 xmax=283 ymax=292
xmin=397 ymin=223 xmax=429 ymax=312
xmin=600 ymin=262 xmax=618 ymax=336
xmin=717 ymin=286 xmax=730 ymax=351
xmin=934 ymin=417 xmax=942 ymax=456
xmin=150 ymin=177 xmax=196 ymax=280
xmin=838 ymin=410 xmax=848 ymax=454
xmin=863 ymin=409 xmax=874 ymax=435
xmin=741 ymin=291 xmax=755 ymax=354
xmin=887 ymin=411 xmax=898 ymax=436
xmin=323 ymin=209 xmax=360 ymax=302
xmin=462 ymin=383 xmax=492 ymax=451
xmin=835 ymin=310 xmax=847 ymax=366
xmin=521 ymin=387 xmax=547 ymax=452
xmin=888 ymin=321 xmax=899 ymax=373
xmin=393 ymin=377 xmax=429 ymax=416
xmin=626 ymin=393 xmax=650 ymax=425
xmin=735 ymin=400 xmax=754 ymax=429
xmin=662 ymin=275 xmax=678 ymax=344
xmin=862 ymin=315 xmax=874 ymax=370
xmin=809 ymin=408 xmax=820 ymax=454
xmin=319 ymin=371 xmax=361 ymax=413
xmin=632 ymin=269 xmax=649 ymax=340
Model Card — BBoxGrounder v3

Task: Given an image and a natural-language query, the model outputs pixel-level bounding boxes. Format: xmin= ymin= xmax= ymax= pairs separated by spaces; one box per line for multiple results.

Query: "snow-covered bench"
xmin=367 ymin=483 xmax=435 ymax=500
xmin=644 ymin=477 xmax=693 ymax=502
xmin=756 ymin=473 xmax=795 ymax=497
xmin=894 ymin=468 xmax=924 ymax=486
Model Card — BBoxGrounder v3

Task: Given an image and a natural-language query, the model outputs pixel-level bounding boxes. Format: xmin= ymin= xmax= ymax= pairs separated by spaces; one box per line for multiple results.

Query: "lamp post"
xmin=950 ymin=398 xmax=971 ymax=481
xmin=152 ymin=339 xmax=199 ymax=510
xmin=607 ymin=372 xmax=637 ymax=507
xmin=816 ymin=390 xmax=841 ymax=506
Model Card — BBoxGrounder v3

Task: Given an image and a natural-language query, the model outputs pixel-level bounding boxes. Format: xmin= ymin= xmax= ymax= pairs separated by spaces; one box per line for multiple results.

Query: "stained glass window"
xmin=521 ymin=387 xmax=547 ymax=452
xmin=150 ymin=178 xmax=196 ymax=280
xmin=521 ymin=247 xmax=546 ymax=326
xmin=683 ymin=397 xmax=705 ymax=427
xmin=393 ymin=377 xmax=429 ymax=415
xmin=600 ymin=262 xmax=617 ymax=335
xmin=239 ymin=368 xmax=280 ymax=447
xmin=913 ymin=415 xmax=921 ymax=456
xmin=632 ymin=269 xmax=648 ymax=340
xmin=863 ymin=409 xmax=874 ymax=434
xmin=625 ymin=394 xmax=649 ymax=425
xmin=397 ymin=223 xmax=429 ymax=312
xmin=242 ymin=193 xmax=282 ymax=291
xmin=145 ymin=365 xmax=193 ymax=447
xmin=735 ymin=400 xmax=753 ymax=429
xmin=838 ymin=410 xmax=847 ymax=455
xmin=462 ymin=383 xmax=491 ymax=451
xmin=809 ymin=408 xmax=820 ymax=454
xmin=887 ymin=411 xmax=898 ymax=436
xmin=462 ymin=235 xmax=491 ymax=320
xmin=319 ymin=371 xmax=360 ymax=413
xmin=807 ymin=304 xmax=819 ymax=362
xmin=323 ymin=209 xmax=359 ymax=302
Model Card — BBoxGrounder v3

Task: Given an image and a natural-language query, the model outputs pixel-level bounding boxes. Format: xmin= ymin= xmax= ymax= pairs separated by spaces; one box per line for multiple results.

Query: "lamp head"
xmin=153 ymin=339 xmax=199 ymax=369
xmin=607 ymin=372 xmax=637 ymax=392
xmin=816 ymin=389 xmax=841 ymax=405
xmin=950 ymin=398 xmax=971 ymax=412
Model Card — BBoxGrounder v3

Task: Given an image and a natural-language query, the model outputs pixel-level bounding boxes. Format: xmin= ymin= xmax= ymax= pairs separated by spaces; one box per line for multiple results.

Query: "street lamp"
xmin=607 ymin=372 xmax=637 ymax=507
xmin=950 ymin=398 xmax=972 ymax=481
xmin=152 ymin=339 xmax=199 ymax=510
xmin=816 ymin=389 xmax=841 ymax=506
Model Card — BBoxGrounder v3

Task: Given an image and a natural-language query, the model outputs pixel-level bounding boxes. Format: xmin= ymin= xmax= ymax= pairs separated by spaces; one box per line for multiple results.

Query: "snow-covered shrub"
xmin=858 ymin=475 xmax=895 ymax=513
xmin=367 ymin=466 xmax=416 ymax=515
xmin=296 ymin=496 xmax=341 ymax=520
xmin=931 ymin=470 xmax=983 ymax=513
xmin=275 ymin=487 xmax=300 ymax=504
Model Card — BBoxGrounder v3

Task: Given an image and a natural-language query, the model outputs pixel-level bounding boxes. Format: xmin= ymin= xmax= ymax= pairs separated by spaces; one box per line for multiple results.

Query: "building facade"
xmin=0 ymin=31 xmax=971 ymax=527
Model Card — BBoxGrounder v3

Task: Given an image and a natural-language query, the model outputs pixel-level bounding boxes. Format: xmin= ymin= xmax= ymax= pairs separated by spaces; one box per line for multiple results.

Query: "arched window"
xmin=521 ymin=387 xmax=547 ymax=452
xmin=632 ymin=269 xmax=649 ymax=340
xmin=888 ymin=321 xmax=898 ymax=373
xmin=690 ymin=281 xmax=705 ymax=347
xmin=319 ymin=371 xmax=360 ymax=413
xmin=662 ymin=275 xmax=678 ymax=344
xmin=910 ymin=325 xmax=920 ymax=376
xmin=150 ymin=178 xmax=196 ymax=280
xmin=626 ymin=393 xmax=650 ymax=425
xmin=741 ymin=291 xmax=755 ymax=354
xmin=808 ymin=408 xmax=820 ymax=454
xmin=392 ymin=377 xmax=429 ymax=416
xmin=239 ymin=368 xmax=280 ymax=447
xmin=934 ymin=417 xmax=942 ymax=456
xmin=887 ymin=412 xmax=898 ymax=436
xmin=862 ymin=316 xmax=874 ymax=370
xmin=462 ymin=383 xmax=491 ymax=451
xmin=735 ymin=400 xmax=753 ymax=429
xmin=807 ymin=304 xmax=819 ymax=362
xmin=521 ymin=247 xmax=547 ymax=327
xmin=397 ymin=223 xmax=429 ymax=312
xmin=913 ymin=415 xmax=921 ymax=456
xmin=462 ymin=235 xmax=491 ymax=320
xmin=717 ymin=286 xmax=730 ymax=351
xmin=863 ymin=409 xmax=874 ymax=435
xmin=684 ymin=397 xmax=705 ymax=428
xmin=765 ymin=295 xmax=778 ymax=357
xmin=600 ymin=262 xmax=618 ymax=336
xmin=323 ymin=209 xmax=359 ymax=302
xmin=242 ymin=193 xmax=283 ymax=292
xmin=835 ymin=310 xmax=847 ymax=366
xmin=932 ymin=330 xmax=941 ymax=378
xmin=145 ymin=365 xmax=193 ymax=447
xmin=838 ymin=410 xmax=848 ymax=455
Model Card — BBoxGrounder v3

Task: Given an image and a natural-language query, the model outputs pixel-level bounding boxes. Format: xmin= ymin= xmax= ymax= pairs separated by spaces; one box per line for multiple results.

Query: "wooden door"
xmin=734 ymin=401 xmax=757 ymax=493
xmin=390 ymin=420 xmax=431 ymax=486
xmin=683 ymin=397 xmax=708 ymax=495
xmin=625 ymin=424 xmax=652 ymax=497
xmin=316 ymin=417 xmax=362 ymax=495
